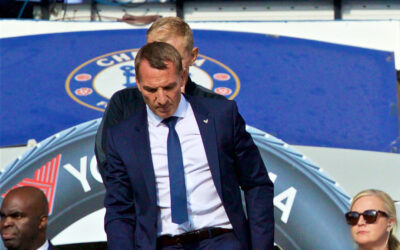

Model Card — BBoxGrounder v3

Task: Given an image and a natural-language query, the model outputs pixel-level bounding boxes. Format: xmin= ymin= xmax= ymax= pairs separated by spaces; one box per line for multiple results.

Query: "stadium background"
xmin=0 ymin=0 xmax=399 ymax=249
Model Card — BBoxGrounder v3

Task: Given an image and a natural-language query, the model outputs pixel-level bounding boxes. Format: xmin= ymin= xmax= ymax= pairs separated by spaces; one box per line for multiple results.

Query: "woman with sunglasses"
xmin=346 ymin=189 xmax=400 ymax=250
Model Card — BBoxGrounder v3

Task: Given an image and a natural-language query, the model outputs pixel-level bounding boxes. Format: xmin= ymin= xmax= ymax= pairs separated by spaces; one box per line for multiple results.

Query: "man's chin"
xmin=155 ymin=110 xmax=173 ymax=119
xmin=2 ymin=238 xmax=19 ymax=249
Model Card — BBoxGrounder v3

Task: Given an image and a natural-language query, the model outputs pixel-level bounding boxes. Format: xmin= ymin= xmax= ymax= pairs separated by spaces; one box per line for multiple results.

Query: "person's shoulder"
xmin=185 ymin=78 xmax=226 ymax=100
xmin=106 ymin=87 xmax=145 ymax=120
xmin=186 ymin=94 xmax=235 ymax=112
xmin=191 ymin=85 xmax=226 ymax=100
xmin=110 ymin=87 xmax=142 ymax=103
xmin=107 ymin=96 xmax=146 ymax=134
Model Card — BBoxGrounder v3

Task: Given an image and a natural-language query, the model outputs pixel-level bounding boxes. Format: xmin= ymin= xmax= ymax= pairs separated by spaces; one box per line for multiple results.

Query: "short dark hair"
xmin=135 ymin=41 xmax=183 ymax=82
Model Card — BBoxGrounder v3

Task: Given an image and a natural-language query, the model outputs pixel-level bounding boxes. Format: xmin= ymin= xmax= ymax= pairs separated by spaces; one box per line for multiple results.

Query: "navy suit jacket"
xmin=104 ymin=95 xmax=274 ymax=250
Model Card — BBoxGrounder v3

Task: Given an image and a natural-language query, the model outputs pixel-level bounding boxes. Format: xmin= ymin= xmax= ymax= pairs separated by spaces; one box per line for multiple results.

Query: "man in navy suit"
xmin=95 ymin=17 xmax=225 ymax=180
xmin=104 ymin=42 xmax=274 ymax=249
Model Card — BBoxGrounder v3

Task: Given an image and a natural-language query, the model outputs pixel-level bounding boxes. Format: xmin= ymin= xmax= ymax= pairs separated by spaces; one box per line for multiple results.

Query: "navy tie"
xmin=162 ymin=116 xmax=188 ymax=224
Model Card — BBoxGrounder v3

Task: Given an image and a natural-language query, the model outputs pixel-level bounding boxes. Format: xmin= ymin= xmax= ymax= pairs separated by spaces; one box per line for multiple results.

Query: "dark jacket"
xmin=94 ymin=78 xmax=225 ymax=180
xmin=104 ymin=95 xmax=274 ymax=249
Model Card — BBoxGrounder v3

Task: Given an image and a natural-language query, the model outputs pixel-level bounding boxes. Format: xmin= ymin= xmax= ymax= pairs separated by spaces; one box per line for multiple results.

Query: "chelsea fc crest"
xmin=66 ymin=49 xmax=240 ymax=112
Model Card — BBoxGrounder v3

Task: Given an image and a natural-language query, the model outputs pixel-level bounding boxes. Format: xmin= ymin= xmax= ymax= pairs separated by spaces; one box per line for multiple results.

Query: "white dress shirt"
xmin=146 ymin=95 xmax=232 ymax=236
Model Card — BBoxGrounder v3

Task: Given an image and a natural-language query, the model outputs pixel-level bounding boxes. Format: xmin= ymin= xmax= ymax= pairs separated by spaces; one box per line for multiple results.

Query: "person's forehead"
xmin=352 ymin=196 xmax=385 ymax=211
xmin=139 ymin=60 xmax=177 ymax=82
xmin=1 ymin=194 xmax=29 ymax=213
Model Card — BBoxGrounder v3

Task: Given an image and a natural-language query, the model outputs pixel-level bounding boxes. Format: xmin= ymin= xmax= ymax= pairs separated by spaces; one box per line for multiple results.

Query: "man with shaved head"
xmin=0 ymin=186 xmax=57 ymax=250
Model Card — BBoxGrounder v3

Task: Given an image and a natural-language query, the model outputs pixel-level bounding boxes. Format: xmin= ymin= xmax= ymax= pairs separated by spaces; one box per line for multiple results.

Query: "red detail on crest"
xmin=1 ymin=154 xmax=61 ymax=215
xmin=75 ymin=73 xmax=92 ymax=81
xmin=213 ymin=73 xmax=231 ymax=81
xmin=215 ymin=87 xmax=232 ymax=96
xmin=75 ymin=87 xmax=93 ymax=96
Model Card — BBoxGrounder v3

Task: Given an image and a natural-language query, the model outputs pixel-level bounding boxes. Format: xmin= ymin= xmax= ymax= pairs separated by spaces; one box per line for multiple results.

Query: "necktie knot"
xmin=162 ymin=116 xmax=179 ymax=128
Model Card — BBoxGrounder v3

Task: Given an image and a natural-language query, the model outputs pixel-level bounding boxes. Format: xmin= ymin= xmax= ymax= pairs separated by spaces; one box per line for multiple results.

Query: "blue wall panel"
xmin=0 ymin=29 xmax=398 ymax=152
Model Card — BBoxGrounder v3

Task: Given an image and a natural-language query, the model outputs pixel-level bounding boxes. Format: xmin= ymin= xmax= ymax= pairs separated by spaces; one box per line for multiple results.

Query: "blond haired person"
xmin=346 ymin=189 xmax=400 ymax=250
xmin=146 ymin=17 xmax=198 ymax=76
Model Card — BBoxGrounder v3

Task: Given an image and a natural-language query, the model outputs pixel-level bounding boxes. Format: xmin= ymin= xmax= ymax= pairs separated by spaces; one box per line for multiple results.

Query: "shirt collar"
xmin=37 ymin=240 xmax=49 ymax=250
xmin=146 ymin=94 xmax=188 ymax=126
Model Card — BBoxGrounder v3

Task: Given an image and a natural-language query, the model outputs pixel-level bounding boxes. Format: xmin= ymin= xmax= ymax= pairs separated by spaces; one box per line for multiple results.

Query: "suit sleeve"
xmin=94 ymin=91 xmax=129 ymax=181
xmin=103 ymin=128 xmax=136 ymax=249
xmin=232 ymin=101 xmax=275 ymax=250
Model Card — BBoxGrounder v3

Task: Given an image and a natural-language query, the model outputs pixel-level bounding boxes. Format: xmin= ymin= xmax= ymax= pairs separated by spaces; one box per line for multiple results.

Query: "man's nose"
xmin=156 ymin=89 xmax=167 ymax=104
xmin=0 ymin=216 xmax=13 ymax=227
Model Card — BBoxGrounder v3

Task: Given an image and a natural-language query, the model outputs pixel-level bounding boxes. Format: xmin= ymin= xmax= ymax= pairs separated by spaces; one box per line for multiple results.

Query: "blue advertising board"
xmin=1 ymin=29 xmax=398 ymax=152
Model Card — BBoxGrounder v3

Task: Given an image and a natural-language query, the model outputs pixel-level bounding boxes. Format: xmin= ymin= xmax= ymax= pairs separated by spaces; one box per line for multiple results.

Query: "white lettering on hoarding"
xmin=274 ymin=187 xmax=297 ymax=224
xmin=63 ymin=158 xmax=296 ymax=224
xmin=269 ymin=171 xmax=297 ymax=224
xmin=63 ymin=156 xmax=103 ymax=192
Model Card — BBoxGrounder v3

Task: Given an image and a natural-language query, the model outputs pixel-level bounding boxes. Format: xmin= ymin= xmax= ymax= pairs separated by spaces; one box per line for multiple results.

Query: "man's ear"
xmin=38 ymin=215 xmax=48 ymax=230
xmin=180 ymin=69 xmax=188 ymax=93
xmin=189 ymin=47 xmax=199 ymax=66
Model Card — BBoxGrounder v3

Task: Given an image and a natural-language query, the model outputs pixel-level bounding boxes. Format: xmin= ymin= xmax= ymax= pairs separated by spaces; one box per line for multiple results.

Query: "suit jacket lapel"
xmin=187 ymin=96 xmax=223 ymax=199
xmin=130 ymin=105 xmax=157 ymax=207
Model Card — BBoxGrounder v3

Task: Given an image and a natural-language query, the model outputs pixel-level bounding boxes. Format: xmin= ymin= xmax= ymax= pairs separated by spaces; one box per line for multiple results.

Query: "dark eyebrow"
xmin=143 ymin=82 xmax=177 ymax=92
xmin=163 ymin=82 xmax=177 ymax=90
xmin=143 ymin=85 xmax=157 ymax=92
xmin=0 ymin=209 xmax=24 ymax=216
xmin=8 ymin=211 xmax=24 ymax=218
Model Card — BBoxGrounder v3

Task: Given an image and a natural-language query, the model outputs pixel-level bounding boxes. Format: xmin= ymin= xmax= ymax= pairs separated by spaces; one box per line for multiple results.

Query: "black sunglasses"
xmin=345 ymin=209 xmax=388 ymax=225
